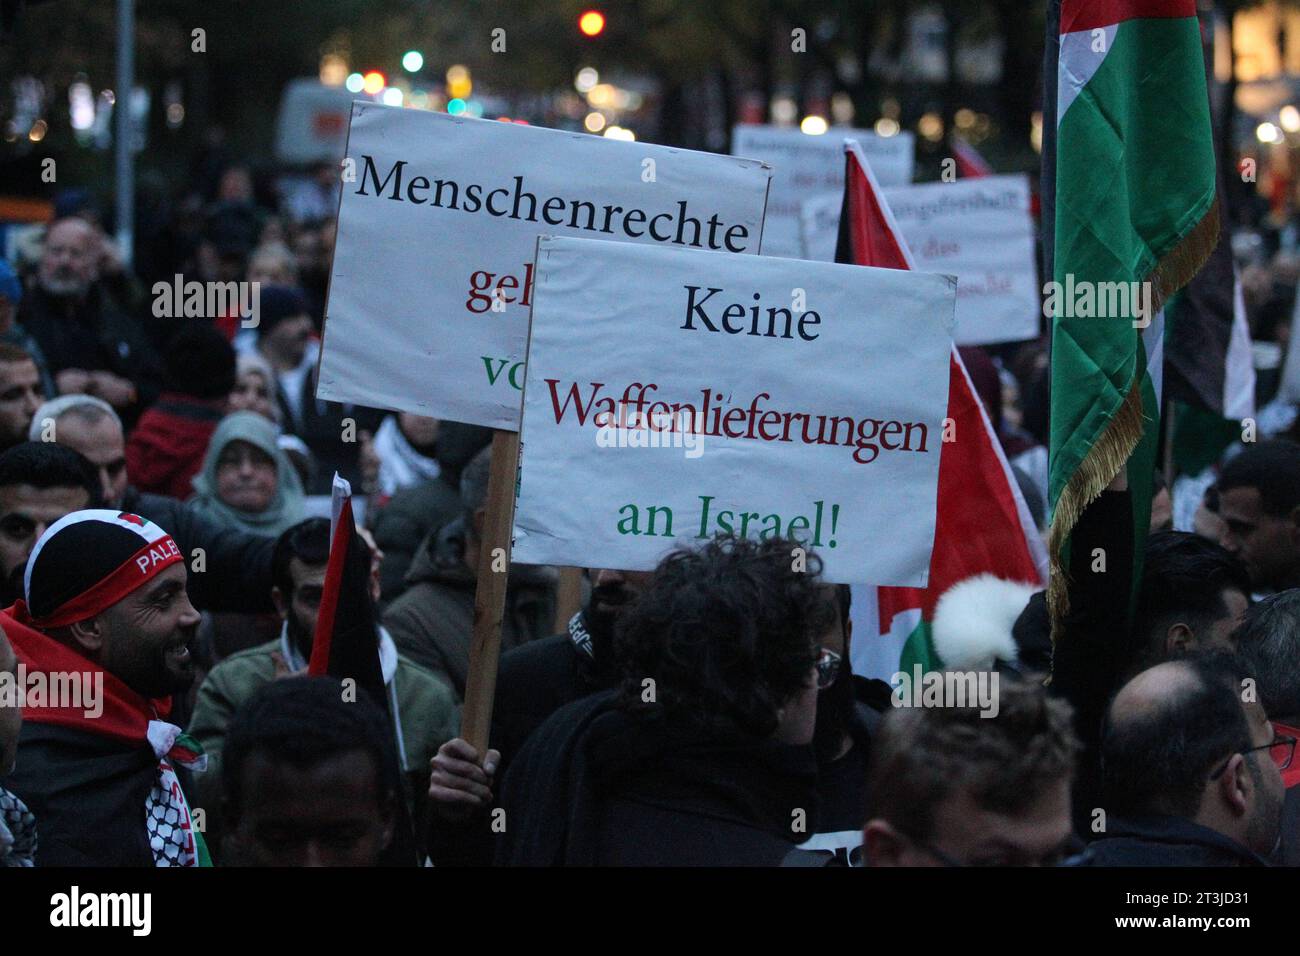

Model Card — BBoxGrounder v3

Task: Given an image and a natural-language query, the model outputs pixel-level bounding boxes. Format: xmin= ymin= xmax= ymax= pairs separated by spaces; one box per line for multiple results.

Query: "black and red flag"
xmin=309 ymin=474 xmax=419 ymax=866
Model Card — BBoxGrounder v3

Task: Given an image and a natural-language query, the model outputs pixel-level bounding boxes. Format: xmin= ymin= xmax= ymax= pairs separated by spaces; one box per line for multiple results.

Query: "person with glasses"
xmin=862 ymin=674 xmax=1079 ymax=867
xmin=792 ymin=584 xmax=892 ymax=865
xmin=493 ymin=534 xmax=827 ymax=866
xmin=1070 ymin=650 xmax=1284 ymax=867
xmin=1233 ymin=591 xmax=1300 ymax=863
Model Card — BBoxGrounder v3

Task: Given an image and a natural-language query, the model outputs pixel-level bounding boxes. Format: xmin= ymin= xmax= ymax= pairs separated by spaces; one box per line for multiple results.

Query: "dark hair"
xmin=1100 ymin=650 xmax=1255 ymax=819
xmin=0 ymin=441 xmax=102 ymax=506
xmin=1133 ymin=531 xmax=1251 ymax=663
xmin=459 ymin=445 xmax=492 ymax=531
xmin=163 ymin=323 xmax=237 ymax=398
xmin=222 ymin=675 xmax=395 ymax=820
xmin=271 ymin=517 xmax=331 ymax=598
xmin=865 ymin=674 xmax=1078 ymax=842
xmin=1217 ymin=440 xmax=1300 ymax=518
xmin=1234 ymin=590 xmax=1300 ymax=721
xmin=834 ymin=583 xmax=851 ymax=627
xmin=0 ymin=343 xmax=34 ymax=366
xmin=254 ymin=285 xmax=309 ymax=337
xmin=612 ymin=534 xmax=830 ymax=737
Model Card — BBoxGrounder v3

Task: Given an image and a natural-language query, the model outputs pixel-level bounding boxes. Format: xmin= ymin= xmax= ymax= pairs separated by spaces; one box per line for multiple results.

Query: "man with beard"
xmin=17 ymin=218 xmax=162 ymax=426
xmin=0 ymin=510 xmax=210 ymax=865
xmin=186 ymin=517 xmax=458 ymax=859
xmin=424 ymin=567 xmax=649 ymax=864
xmin=26 ymin=399 xmax=279 ymax=617
xmin=1070 ymin=650 xmax=1285 ymax=866
xmin=1066 ymin=650 xmax=1289 ymax=868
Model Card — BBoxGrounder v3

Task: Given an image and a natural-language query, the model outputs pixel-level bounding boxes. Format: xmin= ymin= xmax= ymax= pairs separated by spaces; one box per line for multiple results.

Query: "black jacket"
xmin=383 ymin=518 xmax=555 ymax=699
xmin=1067 ymin=814 xmax=1269 ymax=867
xmin=120 ymin=485 xmax=276 ymax=614
xmin=18 ymin=284 xmax=163 ymax=425
xmin=495 ymin=691 xmax=821 ymax=866
xmin=1 ymin=722 xmax=194 ymax=866
xmin=1048 ymin=489 xmax=1136 ymax=836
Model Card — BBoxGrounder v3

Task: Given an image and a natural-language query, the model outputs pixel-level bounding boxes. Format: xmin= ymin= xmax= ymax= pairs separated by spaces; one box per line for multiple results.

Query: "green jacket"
xmin=185 ymin=633 xmax=459 ymax=858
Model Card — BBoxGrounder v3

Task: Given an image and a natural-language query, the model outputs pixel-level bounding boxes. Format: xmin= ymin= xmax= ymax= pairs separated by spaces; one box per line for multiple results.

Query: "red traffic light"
xmin=579 ymin=10 xmax=605 ymax=36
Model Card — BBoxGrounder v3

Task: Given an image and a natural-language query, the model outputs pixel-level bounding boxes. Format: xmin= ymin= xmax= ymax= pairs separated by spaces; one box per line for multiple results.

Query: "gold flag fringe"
xmin=1047 ymin=197 xmax=1220 ymax=646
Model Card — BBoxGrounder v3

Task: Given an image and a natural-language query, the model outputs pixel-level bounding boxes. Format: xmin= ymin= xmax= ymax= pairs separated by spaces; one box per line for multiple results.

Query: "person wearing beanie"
xmin=254 ymin=284 xmax=383 ymax=493
xmin=187 ymin=410 xmax=305 ymax=536
xmin=125 ymin=323 xmax=237 ymax=500
xmin=0 ymin=509 xmax=211 ymax=866
xmin=0 ymin=258 xmax=54 ymax=400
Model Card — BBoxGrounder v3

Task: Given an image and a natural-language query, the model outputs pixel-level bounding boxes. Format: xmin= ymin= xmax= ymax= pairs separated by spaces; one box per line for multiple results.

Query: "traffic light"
xmin=579 ymin=9 xmax=605 ymax=37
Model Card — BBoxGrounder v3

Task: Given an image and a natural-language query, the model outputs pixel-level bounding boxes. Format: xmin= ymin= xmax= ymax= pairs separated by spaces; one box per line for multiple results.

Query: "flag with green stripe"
xmin=1046 ymin=0 xmax=1218 ymax=629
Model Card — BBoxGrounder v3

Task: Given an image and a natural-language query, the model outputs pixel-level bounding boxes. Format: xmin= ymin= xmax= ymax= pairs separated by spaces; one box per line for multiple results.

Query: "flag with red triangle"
xmin=309 ymin=473 xmax=419 ymax=865
xmin=837 ymin=140 xmax=1047 ymax=679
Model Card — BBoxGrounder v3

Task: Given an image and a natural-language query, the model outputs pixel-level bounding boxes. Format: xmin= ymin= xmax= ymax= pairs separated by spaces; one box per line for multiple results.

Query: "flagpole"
xmin=460 ymin=429 xmax=520 ymax=754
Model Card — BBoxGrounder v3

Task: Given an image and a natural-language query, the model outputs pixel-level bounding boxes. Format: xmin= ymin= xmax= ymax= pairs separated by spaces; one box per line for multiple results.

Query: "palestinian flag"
xmin=837 ymin=140 xmax=1047 ymax=679
xmin=1166 ymin=16 xmax=1255 ymax=475
xmin=1045 ymin=0 xmax=1218 ymax=627
xmin=309 ymin=473 xmax=419 ymax=866
xmin=950 ymin=135 xmax=994 ymax=178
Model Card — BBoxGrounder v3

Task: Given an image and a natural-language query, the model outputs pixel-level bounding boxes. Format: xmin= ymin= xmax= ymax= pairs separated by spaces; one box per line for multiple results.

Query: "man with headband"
xmin=0 ymin=509 xmax=210 ymax=866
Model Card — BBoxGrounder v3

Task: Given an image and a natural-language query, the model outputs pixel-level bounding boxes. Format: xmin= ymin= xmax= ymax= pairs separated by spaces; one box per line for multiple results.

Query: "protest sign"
xmin=803 ymin=174 xmax=1039 ymax=345
xmin=319 ymin=103 xmax=773 ymax=429
xmin=512 ymin=235 xmax=956 ymax=585
xmin=731 ymin=124 xmax=914 ymax=258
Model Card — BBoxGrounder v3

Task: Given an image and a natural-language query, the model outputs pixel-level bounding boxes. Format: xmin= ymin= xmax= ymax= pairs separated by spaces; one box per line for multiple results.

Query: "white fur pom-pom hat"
xmin=931 ymin=574 xmax=1040 ymax=671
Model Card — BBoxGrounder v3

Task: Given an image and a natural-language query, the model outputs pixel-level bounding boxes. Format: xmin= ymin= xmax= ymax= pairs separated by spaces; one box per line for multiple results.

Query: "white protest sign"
xmin=804 ymin=174 xmax=1039 ymax=345
xmin=731 ymin=125 xmax=914 ymax=259
xmin=799 ymin=191 xmax=842 ymax=262
xmin=319 ymin=103 xmax=773 ymax=429
xmin=513 ymin=235 xmax=956 ymax=585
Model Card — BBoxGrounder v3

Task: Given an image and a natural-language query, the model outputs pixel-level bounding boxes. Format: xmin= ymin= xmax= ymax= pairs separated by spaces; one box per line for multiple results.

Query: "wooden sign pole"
xmin=460 ymin=428 xmax=521 ymax=755
xmin=552 ymin=567 xmax=585 ymax=633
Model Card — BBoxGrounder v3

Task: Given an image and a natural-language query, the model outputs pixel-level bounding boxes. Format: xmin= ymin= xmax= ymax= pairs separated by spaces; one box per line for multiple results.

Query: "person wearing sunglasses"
xmin=1071 ymin=650 xmax=1284 ymax=867
xmin=861 ymin=674 xmax=1078 ymax=867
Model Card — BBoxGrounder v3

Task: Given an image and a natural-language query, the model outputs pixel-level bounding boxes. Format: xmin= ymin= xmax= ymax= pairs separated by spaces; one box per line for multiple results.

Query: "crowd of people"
xmin=1 ymin=162 xmax=1300 ymax=867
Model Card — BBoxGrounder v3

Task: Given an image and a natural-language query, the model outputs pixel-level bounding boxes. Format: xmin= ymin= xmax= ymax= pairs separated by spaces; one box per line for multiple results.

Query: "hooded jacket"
xmin=125 ymin=392 xmax=227 ymax=501
xmin=495 ymin=690 xmax=821 ymax=866
xmin=187 ymin=411 xmax=305 ymax=536
xmin=382 ymin=517 xmax=556 ymax=700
